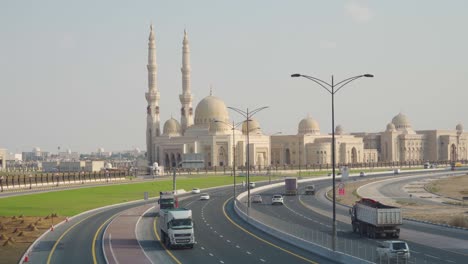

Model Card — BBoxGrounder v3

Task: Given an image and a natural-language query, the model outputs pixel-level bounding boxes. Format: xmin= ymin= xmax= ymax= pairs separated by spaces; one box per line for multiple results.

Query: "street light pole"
xmin=291 ymin=73 xmax=373 ymax=251
xmin=215 ymin=119 xmax=243 ymax=200
xmin=228 ymin=106 xmax=269 ymax=208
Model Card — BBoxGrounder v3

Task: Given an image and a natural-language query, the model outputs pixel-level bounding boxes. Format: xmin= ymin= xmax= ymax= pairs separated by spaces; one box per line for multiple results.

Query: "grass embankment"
xmin=0 ymin=174 xmax=277 ymax=263
xmin=0 ymin=175 xmax=273 ymax=217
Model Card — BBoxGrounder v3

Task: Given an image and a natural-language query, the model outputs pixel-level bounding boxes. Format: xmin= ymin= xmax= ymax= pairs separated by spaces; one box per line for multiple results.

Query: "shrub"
xmin=449 ymin=214 xmax=468 ymax=228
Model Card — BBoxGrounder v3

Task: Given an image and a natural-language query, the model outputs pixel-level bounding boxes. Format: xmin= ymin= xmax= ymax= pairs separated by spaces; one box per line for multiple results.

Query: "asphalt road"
xmin=139 ymin=186 xmax=338 ymax=264
xmin=250 ymin=173 xmax=468 ymax=264
xmin=30 ymin=199 xmax=155 ymax=264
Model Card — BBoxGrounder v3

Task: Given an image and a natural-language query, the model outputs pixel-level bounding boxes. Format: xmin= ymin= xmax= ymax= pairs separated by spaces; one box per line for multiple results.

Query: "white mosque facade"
xmin=145 ymin=26 xmax=468 ymax=169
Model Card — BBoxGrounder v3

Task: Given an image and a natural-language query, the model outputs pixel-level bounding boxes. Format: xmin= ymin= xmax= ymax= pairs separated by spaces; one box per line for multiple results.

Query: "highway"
xmin=33 ymin=185 xmax=337 ymax=264
xmin=250 ymin=172 xmax=468 ymax=264
xmin=139 ymin=186 xmax=336 ymax=264
xmin=31 ymin=199 xmax=155 ymax=264
xmin=26 ymin=170 xmax=468 ymax=263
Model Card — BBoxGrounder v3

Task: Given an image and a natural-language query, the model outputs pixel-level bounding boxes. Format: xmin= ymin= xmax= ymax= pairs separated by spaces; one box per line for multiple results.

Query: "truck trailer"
xmin=158 ymin=208 xmax=195 ymax=249
xmin=284 ymin=177 xmax=298 ymax=196
xmin=350 ymin=198 xmax=402 ymax=238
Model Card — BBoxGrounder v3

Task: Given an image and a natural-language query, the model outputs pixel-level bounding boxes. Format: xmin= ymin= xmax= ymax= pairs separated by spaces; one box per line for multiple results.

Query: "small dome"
xmin=456 ymin=123 xmax=463 ymax=131
xmin=386 ymin=123 xmax=396 ymax=132
xmin=242 ymin=119 xmax=261 ymax=134
xmin=298 ymin=117 xmax=320 ymax=135
xmin=194 ymin=95 xmax=230 ymax=126
xmin=163 ymin=118 xmax=181 ymax=136
xmin=335 ymin=125 xmax=344 ymax=135
xmin=33 ymin=147 xmax=41 ymax=152
xmin=209 ymin=120 xmax=231 ymax=134
xmin=67 ymin=149 xmax=72 ymax=154
xmin=391 ymin=113 xmax=411 ymax=130
xmin=98 ymin=147 xmax=105 ymax=153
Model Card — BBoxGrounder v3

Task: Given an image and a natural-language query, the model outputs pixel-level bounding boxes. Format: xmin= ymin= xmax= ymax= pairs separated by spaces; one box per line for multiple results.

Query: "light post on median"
xmin=215 ymin=120 xmax=244 ymax=200
xmin=291 ymin=73 xmax=373 ymax=251
xmin=228 ymin=106 xmax=269 ymax=208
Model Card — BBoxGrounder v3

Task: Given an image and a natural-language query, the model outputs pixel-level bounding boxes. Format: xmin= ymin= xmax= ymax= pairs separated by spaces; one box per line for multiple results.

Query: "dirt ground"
xmin=335 ymin=175 xmax=468 ymax=227
xmin=0 ymin=215 xmax=66 ymax=264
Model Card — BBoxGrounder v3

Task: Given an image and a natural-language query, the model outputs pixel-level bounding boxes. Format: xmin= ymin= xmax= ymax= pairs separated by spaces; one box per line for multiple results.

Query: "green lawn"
xmin=0 ymin=175 xmax=273 ymax=217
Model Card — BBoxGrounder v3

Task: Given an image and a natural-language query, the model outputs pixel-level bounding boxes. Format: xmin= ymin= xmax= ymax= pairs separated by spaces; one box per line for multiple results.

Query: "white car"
xmin=271 ymin=194 xmax=284 ymax=205
xmin=200 ymin=193 xmax=210 ymax=200
xmin=376 ymin=240 xmax=410 ymax=261
xmin=252 ymin=194 xmax=263 ymax=203
xmin=248 ymin=182 xmax=256 ymax=188
xmin=359 ymin=171 xmax=366 ymax=177
xmin=191 ymin=188 xmax=201 ymax=194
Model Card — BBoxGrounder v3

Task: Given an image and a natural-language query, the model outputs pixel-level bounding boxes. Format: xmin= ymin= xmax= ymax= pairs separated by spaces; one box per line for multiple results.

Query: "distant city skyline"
xmin=2 ymin=1 xmax=468 ymax=153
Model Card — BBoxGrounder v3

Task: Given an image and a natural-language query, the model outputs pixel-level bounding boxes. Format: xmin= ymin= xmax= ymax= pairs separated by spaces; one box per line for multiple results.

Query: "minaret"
xmin=179 ymin=29 xmax=194 ymax=134
xmin=145 ymin=24 xmax=161 ymax=163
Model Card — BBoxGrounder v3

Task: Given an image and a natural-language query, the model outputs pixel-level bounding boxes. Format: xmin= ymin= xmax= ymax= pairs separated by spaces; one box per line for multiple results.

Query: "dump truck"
xmin=350 ymin=198 xmax=402 ymax=238
xmin=284 ymin=177 xmax=298 ymax=196
xmin=158 ymin=208 xmax=195 ymax=249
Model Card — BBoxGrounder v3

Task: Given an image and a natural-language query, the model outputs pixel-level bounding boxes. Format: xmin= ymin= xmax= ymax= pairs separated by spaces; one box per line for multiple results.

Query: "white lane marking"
xmin=236 ymin=245 xmax=240 ymax=248
xmin=219 ymin=235 xmax=223 ymax=238
xmin=425 ymin=254 xmax=440 ymax=259
xmin=209 ymin=253 xmax=214 ymax=256
xmin=445 ymin=260 xmax=456 ymax=263
xmin=109 ymin=233 xmax=120 ymax=264
xmin=220 ymin=261 xmax=224 ymax=264
xmin=210 ymin=227 xmax=213 ymax=229
xmin=135 ymin=206 xmax=155 ymax=264
xmin=411 ymin=250 xmax=420 ymax=254
xmin=184 ymin=200 xmax=197 ymax=207
xmin=260 ymin=259 xmax=266 ymax=262
xmin=246 ymin=251 xmax=252 ymax=255
xmin=201 ymin=246 xmax=205 ymax=250
xmin=226 ymin=240 xmax=231 ymax=243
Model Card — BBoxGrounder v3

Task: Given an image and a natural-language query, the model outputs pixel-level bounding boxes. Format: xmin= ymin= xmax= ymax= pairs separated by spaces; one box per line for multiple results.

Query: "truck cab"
xmin=159 ymin=208 xmax=195 ymax=249
xmin=158 ymin=191 xmax=178 ymax=211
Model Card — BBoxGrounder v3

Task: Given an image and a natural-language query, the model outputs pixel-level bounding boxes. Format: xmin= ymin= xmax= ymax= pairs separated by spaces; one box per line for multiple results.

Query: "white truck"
xmin=158 ymin=208 xmax=195 ymax=249
xmin=350 ymin=198 xmax=402 ymax=238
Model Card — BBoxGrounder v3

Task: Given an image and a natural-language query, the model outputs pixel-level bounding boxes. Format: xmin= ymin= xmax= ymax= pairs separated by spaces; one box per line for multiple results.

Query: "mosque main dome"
xmin=391 ymin=113 xmax=411 ymax=130
xmin=194 ymin=95 xmax=229 ymax=125
xmin=298 ymin=116 xmax=320 ymax=135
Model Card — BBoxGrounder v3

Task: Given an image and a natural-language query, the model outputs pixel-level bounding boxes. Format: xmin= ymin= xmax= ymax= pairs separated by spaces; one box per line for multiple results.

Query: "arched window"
xmin=285 ymin=149 xmax=291 ymax=165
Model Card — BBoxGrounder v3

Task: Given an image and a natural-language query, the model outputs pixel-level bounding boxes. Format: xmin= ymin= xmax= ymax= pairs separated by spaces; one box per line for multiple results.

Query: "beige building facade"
xmin=145 ymin=26 xmax=270 ymax=169
xmin=145 ymin=26 xmax=467 ymax=169
xmin=355 ymin=113 xmax=467 ymax=163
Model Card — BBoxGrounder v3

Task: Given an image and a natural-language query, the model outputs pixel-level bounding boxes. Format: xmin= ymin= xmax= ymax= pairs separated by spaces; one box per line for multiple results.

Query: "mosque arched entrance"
xmin=164 ymin=153 xmax=170 ymax=168
xmin=285 ymin=149 xmax=291 ymax=165
xmin=351 ymin=147 xmax=358 ymax=164
xmin=218 ymin=146 xmax=226 ymax=166
xmin=450 ymin=144 xmax=457 ymax=161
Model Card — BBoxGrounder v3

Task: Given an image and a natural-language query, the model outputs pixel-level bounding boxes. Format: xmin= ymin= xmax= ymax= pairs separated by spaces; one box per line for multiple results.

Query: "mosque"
xmin=145 ymin=26 xmax=468 ymax=169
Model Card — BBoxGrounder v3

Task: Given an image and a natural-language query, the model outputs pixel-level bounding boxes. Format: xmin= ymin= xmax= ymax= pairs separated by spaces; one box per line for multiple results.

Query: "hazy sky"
xmin=2 ymin=0 xmax=468 ymax=154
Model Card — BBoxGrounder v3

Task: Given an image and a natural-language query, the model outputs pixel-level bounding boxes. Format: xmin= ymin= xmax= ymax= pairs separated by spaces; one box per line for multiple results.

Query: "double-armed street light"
xmin=214 ymin=119 xmax=244 ymax=199
xmin=291 ymin=73 xmax=373 ymax=251
xmin=228 ymin=106 xmax=269 ymax=207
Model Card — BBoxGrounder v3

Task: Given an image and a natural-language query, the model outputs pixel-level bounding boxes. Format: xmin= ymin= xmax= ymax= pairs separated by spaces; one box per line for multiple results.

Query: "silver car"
xmin=252 ymin=194 xmax=263 ymax=203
